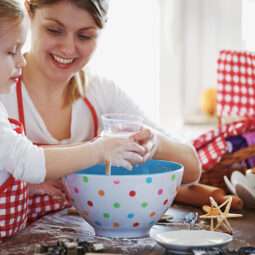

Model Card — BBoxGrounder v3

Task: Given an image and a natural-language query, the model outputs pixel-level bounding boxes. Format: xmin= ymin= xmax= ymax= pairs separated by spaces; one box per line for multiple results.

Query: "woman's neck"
xmin=22 ymin=52 xmax=68 ymax=104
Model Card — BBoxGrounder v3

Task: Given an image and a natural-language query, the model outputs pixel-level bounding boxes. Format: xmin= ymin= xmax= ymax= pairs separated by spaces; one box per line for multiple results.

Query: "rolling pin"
xmin=175 ymin=183 xmax=244 ymax=210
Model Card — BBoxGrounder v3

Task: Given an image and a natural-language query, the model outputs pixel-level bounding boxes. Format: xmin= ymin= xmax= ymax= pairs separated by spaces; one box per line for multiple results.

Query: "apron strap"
xmin=16 ymin=77 xmax=26 ymax=135
xmin=83 ymin=97 xmax=98 ymax=137
xmin=8 ymin=118 xmax=24 ymax=135
xmin=16 ymin=78 xmax=98 ymax=138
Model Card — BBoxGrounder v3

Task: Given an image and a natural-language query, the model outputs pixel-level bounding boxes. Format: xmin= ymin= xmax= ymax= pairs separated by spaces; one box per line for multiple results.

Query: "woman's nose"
xmin=59 ymin=35 xmax=76 ymax=56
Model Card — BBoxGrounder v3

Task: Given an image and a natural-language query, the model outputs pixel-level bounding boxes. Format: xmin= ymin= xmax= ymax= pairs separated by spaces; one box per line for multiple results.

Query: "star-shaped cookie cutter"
xmin=200 ymin=196 xmax=242 ymax=234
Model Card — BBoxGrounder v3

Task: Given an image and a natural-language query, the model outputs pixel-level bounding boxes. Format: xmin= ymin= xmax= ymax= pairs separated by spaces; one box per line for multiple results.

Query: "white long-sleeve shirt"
xmin=0 ymin=72 xmax=164 ymax=145
xmin=0 ymin=102 xmax=46 ymax=185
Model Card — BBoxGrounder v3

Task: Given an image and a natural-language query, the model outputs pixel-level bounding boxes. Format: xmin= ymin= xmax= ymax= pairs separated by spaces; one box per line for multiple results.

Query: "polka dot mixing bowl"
xmin=63 ymin=159 xmax=183 ymax=238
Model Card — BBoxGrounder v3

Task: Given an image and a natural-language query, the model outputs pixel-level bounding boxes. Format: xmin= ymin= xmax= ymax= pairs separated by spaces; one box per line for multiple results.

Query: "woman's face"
xmin=28 ymin=1 xmax=100 ymax=83
xmin=0 ymin=18 xmax=27 ymax=93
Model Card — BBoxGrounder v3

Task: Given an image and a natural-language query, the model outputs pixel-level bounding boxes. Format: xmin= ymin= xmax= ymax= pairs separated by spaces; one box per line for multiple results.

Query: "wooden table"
xmin=0 ymin=203 xmax=254 ymax=255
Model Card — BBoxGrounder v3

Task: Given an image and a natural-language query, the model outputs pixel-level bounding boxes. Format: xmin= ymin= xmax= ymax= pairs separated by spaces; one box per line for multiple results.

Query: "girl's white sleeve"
xmin=0 ymin=107 xmax=46 ymax=183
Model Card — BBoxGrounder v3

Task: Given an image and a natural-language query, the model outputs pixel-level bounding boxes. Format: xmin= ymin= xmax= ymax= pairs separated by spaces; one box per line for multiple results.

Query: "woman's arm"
xmin=132 ymin=128 xmax=201 ymax=185
xmin=154 ymin=133 xmax=201 ymax=184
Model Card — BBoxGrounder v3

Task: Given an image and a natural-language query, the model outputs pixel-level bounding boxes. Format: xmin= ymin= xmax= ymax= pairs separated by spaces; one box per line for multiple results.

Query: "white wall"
xmin=89 ymin=0 xmax=160 ymax=124
xmin=159 ymin=0 xmax=242 ymax=132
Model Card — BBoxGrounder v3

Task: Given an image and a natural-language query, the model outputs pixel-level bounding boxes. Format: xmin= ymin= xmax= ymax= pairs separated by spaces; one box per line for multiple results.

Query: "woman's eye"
xmin=47 ymin=28 xmax=61 ymax=35
xmin=79 ymin=35 xmax=91 ymax=40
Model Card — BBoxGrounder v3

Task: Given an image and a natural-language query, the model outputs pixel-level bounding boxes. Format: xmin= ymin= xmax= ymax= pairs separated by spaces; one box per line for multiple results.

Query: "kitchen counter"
xmin=0 ymin=203 xmax=254 ymax=255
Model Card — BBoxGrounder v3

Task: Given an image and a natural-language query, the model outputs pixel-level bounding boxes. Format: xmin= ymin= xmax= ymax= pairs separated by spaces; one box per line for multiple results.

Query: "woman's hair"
xmin=0 ymin=0 xmax=24 ymax=22
xmin=29 ymin=0 xmax=109 ymax=29
xmin=28 ymin=0 xmax=109 ymax=106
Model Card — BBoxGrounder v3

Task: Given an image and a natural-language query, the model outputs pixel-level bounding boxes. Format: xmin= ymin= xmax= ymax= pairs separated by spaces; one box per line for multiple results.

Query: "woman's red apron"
xmin=16 ymin=78 xmax=98 ymax=225
xmin=0 ymin=119 xmax=28 ymax=243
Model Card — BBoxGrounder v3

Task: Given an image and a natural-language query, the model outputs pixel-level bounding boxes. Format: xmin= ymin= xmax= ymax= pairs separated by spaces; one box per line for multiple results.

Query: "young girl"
xmin=0 ymin=0 xmax=145 ymax=243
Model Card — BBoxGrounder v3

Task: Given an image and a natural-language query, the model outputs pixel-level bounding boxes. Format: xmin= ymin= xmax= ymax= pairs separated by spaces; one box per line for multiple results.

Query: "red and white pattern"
xmin=191 ymin=117 xmax=255 ymax=171
xmin=27 ymin=194 xmax=71 ymax=225
xmin=217 ymin=50 xmax=255 ymax=117
xmin=0 ymin=178 xmax=28 ymax=243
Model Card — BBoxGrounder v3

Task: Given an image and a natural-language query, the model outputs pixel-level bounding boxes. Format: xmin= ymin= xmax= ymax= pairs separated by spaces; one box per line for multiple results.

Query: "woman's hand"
xmin=131 ymin=125 xmax=159 ymax=162
xmin=28 ymin=179 xmax=66 ymax=203
xmin=93 ymin=136 xmax=145 ymax=170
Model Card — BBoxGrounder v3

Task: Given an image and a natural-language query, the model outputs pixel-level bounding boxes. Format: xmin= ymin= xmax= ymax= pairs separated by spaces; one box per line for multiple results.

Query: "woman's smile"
xmin=49 ymin=53 xmax=76 ymax=69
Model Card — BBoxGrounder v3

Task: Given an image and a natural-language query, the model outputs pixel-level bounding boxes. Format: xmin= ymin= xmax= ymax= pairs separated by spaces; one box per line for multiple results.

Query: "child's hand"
xmin=28 ymin=179 xmax=66 ymax=203
xmin=131 ymin=125 xmax=159 ymax=162
xmin=93 ymin=136 xmax=145 ymax=170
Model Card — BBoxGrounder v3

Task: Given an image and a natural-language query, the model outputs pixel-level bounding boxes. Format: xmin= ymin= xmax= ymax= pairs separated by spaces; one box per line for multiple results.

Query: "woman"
xmin=0 ymin=0 xmax=201 ymax=222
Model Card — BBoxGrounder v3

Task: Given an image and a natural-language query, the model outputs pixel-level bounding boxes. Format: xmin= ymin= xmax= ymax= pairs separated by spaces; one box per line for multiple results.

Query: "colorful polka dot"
xmin=103 ymin=213 xmax=110 ymax=218
xmin=83 ymin=176 xmax=88 ymax=183
xmin=74 ymin=187 xmax=79 ymax=194
xmin=83 ymin=210 xmax=89 ymax=216
xmin=171 ymin=174 xmax=176 ymax=181
xmin=95 ymin=221 xmax=101 ymax=226
xmin=113 ymin=222 xmax=119 ymax=227
xmin=149 ymin=220 xmax=155 ymax=225
xmin=113 ymin=202 xmax=120 ymax=208
xmin=158 ymin=189 xmax=163 ymax=195
xmin=146 ymin=177 xmax=152 ymax=183
xmin=127 ymin=213 xmax=134 ymax=219
xmin=87 ymin=201 xmax=93 ymax=207
xmin=113 ymin=179 xmax=120 ymax=184
xmin=98 ymin=190 xmax=105 ymax=196
xmin=163 ymin=199 xmax=168 ymax=205
xmin=141 ymin=202 xmax=148 ymax=208
xmin=133 ymin=222 xmax=139 ymax=227
xmin=129 ymin=191 xmax=136 ymax=197
xmin=71 ymin=198 xmax=75 ymax=203
xmin=150 ymin=211 xmax=156 ymax=217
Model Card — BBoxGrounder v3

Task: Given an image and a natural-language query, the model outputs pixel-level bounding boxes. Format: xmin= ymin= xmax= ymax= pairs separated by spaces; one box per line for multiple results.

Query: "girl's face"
xmin=0 ymin=18 xmax=27 ymax=93
xmin=28 ymin=1 xmax=100 ymax=83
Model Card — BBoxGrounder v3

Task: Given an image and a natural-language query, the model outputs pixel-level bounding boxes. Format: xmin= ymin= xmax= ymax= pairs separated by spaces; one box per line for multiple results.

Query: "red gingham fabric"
xmin=27 ymin=194 xmax=71 ymax=225
xmin=191 ymin=117 xmax=255 ymax=171
xmin=216 ymin=50 xmax=255 ymax=117
xmin=0 ymin=119 xmax=28 ymax=243
xmin=0 ymin=178 xmax=28 ymax=243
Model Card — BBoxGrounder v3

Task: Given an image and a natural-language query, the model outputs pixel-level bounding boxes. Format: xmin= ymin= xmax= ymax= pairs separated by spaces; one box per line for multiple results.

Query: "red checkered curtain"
xmin=216 ymin=50 xmax=255 ymax=117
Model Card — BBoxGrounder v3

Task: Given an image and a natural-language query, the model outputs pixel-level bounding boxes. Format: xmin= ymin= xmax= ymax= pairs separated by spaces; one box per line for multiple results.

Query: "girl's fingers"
xmin=124 ymin=141 xmax=145 ymax=154
xmin=123 ymin=152 xmax=143 ymax=164
xmin=117 ymin=159 xmax=132 ymax=171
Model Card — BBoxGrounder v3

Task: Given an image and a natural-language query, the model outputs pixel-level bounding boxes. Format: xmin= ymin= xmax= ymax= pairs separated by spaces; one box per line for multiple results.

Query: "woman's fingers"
xmin=131 ymin=127 xmax=152 ymax=143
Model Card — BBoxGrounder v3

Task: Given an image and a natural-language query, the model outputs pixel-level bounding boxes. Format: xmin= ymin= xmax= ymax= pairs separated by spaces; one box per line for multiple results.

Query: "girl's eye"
xmin=47 ymin=28 xmax=61 ymax=35
xmin=8 ymin=51 xmax=16 ymax=56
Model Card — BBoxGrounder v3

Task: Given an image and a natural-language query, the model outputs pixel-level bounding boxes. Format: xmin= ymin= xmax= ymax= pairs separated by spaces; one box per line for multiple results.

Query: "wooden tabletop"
xmin=0 ymin=203 xmax=254 ymax=255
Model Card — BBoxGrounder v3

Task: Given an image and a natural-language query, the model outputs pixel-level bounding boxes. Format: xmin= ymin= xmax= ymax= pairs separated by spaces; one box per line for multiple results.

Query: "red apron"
xmin=0 ymin=119 xmax=28 ymax=243
xmin=16 ymin=78 xmax=98 ymax=224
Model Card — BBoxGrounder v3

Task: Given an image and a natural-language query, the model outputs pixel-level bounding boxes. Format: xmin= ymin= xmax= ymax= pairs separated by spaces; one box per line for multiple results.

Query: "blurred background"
xmin=21 ymin=0 xmax=255 ymax=139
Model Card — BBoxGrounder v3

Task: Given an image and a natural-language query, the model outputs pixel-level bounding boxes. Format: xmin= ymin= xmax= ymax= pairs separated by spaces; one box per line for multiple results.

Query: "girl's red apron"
xmin=0 ymin=119 xmax=28 ymax=243
xmin=16 ymin=78 xmax=98 ymax=225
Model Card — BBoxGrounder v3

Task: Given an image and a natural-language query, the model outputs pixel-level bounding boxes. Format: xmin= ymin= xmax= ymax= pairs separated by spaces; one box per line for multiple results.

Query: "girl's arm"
xmin=43 ymin=136 xmax=144 ymax=180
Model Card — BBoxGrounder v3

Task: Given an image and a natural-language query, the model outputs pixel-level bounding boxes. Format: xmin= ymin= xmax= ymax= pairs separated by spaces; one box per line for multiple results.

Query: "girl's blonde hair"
xmin=0 ymin=0 xmax=24 ymax=22
xmin=28 ymin=0 xmax=109 ymax=106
